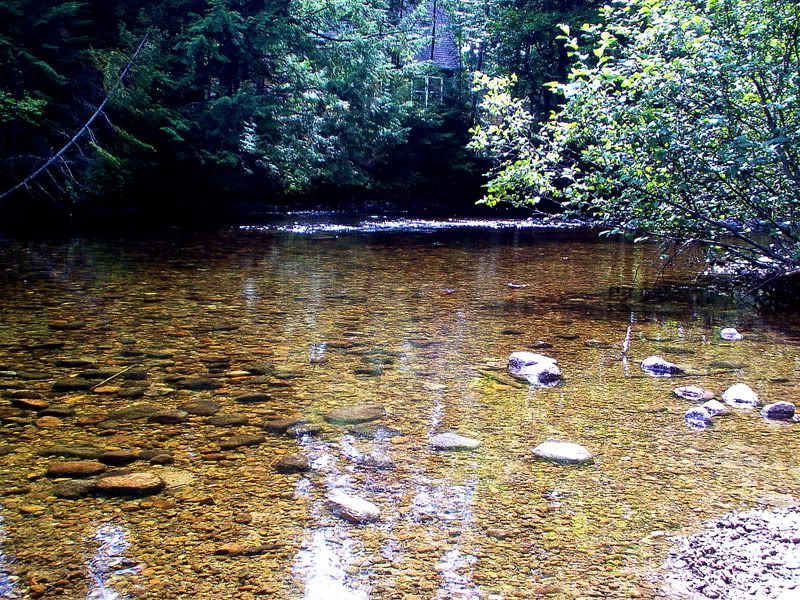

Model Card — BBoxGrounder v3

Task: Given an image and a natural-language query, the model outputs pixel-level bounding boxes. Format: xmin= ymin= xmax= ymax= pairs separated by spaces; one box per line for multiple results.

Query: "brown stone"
xmin=46 ymin=461 xmax=107 ymax=478
xmin=95 ymin=472 xmax=165 ymax=496
xmin=274 ymin=454 xmax=310 ymax=473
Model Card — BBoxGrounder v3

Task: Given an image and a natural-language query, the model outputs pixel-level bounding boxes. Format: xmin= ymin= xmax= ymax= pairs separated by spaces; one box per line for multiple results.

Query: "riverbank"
xmin=664 ymin=504 xmax=800 ymax=599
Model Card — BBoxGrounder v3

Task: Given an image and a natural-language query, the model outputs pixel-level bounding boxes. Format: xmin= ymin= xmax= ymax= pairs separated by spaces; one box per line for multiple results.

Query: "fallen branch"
xmin=91 ymin=365 xmax=134 ymax=390
xmin=0 ymin=32 xmax=150 ymax=203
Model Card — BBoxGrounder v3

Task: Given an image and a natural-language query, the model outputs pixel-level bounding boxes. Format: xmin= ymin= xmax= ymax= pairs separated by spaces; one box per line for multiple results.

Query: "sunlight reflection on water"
xmin=242 ymin=217 xmax=584 ymax=235
xmin=0 ymin=510 xmax=20 ymax=599
xmin=86 ymin=525 xmax=138 ymax=600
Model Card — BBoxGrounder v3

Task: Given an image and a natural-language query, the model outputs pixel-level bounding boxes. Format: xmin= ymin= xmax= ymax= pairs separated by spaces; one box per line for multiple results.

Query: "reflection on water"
xmin=0 ymin=510 xmax=20 ymax=599
xmin=242 ymin=217 xmax=585 ymax=234
xmin=294 ymin=530 xmax=368 ymax=600
xmin=0 ymin=225 xmax=798 ymax=598
xmin=87 ymin=525 xmax=137 ymax=600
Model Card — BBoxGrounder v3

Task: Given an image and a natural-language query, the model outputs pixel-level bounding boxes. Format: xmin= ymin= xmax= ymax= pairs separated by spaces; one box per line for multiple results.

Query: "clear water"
xmin=0 ymin=224 xmax=798 ymax=599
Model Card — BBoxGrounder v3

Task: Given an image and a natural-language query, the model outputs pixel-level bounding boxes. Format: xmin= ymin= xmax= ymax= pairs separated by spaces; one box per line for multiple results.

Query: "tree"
xmin=470 ymin=0 xmax=800 ymax=283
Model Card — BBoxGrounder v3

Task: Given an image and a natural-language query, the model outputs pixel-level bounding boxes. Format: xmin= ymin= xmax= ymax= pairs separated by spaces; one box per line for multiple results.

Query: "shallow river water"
xmin=0 ymin=220 xmax=799 ymax=599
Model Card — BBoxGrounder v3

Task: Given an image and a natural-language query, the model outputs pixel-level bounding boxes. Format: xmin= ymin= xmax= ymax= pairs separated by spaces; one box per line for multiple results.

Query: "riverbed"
xmin=0 ymin=220 xmax=799 ymax=599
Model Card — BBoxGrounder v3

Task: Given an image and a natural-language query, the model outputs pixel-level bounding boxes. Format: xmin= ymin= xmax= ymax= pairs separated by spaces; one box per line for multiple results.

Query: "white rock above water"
xmin=702 ymin=399 xmax=730 ymax=417
xmin=641 ymin=356 xmax=684 ymax=377
xmin=508 ymin=352 xmax=562 ymax=386
xmin=532 ymin=441 xmax=593 ymax=465
xmin=685 ymin=407 xmax=713 ymax=430
xmin=327 ymin=491 xmax=380 ymax=523
xmin=720 ymin=327 xmax=744 ymax=341
xmin=722 ymin=384 xmax=759 ymax=408
xmin=430 ymin=432 xmax=481 ymax=451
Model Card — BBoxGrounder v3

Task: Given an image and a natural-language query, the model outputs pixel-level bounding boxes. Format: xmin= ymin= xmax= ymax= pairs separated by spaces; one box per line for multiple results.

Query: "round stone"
xmin=274 ymin=454 xmax=311 ymax=473
xmin=327 ymin=491 xmax=380 ymax=523
xmin=641 ymin=356 xmax=684 ymax=376
xmin=722 ymin=384 xmax=759 ymax=408
xmin=760 ymin=401 xmax=795 ymax=421
xmin=720 ymin=327 xmax=743 ymax=341
xmin=532 ymin=441 xmax=594 ymax=465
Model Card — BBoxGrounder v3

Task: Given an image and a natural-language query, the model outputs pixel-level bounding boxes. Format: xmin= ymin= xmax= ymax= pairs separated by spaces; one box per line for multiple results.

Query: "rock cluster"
xmin=665 ymin=505 xmax=800 ymax=600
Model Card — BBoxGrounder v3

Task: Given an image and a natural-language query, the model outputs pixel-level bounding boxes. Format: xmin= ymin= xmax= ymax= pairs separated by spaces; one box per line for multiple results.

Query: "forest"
xmin=0 ymin=0 xmax=595 ymax=220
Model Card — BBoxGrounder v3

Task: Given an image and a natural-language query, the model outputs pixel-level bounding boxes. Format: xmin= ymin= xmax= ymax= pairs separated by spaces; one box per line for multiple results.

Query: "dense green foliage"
xmin=471 ymin=0 xmax=800 ymax=279
xmin=0 ymin=0 xmax=468 ymax=212
xmin=0 ymin=0 xmax=598 ymax=217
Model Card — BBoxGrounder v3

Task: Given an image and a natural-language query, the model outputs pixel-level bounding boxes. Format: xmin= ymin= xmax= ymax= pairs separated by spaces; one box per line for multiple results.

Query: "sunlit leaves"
xmin=471 ymin=0 xmax=800 ymax=275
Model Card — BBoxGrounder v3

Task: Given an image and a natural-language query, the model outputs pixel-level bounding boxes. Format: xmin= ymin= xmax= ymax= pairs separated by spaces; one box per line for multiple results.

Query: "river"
xmin=0 ymin=218 xmax=798 ymax=599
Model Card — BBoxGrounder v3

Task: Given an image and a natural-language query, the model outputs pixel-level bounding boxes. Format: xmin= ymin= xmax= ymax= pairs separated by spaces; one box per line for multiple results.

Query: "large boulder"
xmin=508 ymin=352 xmax=562 ymax=387
xmin=532 ymin=441 xmax=593 ymax=465
xmin=760 ymin=402 xmax=795 ymax=421
xmin=641 ymin=356 xmax=684 ymax=377
xmin=722 ymin=384 xmax=759 ymax=408
xmin=430 ymin=432 xmax=481 ymax=451
xmin=327 ymin=491 xmax=380 ymax=524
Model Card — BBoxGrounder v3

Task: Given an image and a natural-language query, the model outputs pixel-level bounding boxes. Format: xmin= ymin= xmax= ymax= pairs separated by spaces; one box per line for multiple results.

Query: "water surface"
xmin=0 ymin=224 xmax=799 ymax=599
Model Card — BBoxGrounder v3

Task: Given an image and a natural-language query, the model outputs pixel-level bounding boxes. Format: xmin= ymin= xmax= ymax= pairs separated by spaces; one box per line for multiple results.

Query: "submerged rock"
xmin=40 ymin=445 xmax=104 ymax=460
xmin=176 ymin=378 xmax=221 ymax=391
xmin=760 ymin=401 xmax=795 ymax=421
xmin=722 ymin=384 xmax=759 ymax=408
xmin=219 ymin=434 xmax=265 ymax=450
xmin=52 ymin=479 xmax=96 ymax=499
xmin=95 ymin=472 xmax=165 ymax=496
xmin=262 ymin=417 xmax=304 ymax=433
xmin=46 ymin=461 xmax=107 ymax=478
xmin=507 ymin=352 xmax=562 ymax=386
xmin=178 ymin=400 xmax=221 ymax=416
xmin=274 ymin=454 xmax=310 ymax=473
xmin=207 ymin=414 xmax=249 ymax=427
xmin=148 ymin=409 xmax=188 ymax=424
xmin=720 ymin=327 xmax=744 ymax=341
xmin=532 ymin=441 xmax=593 ymax=465
xmin=234 ymin=393 xmax=271 ymax=403
xmin=702 ymin=399 xmax=730 ymax=417
xmin=641 ymin=356 xmax=684 ymax=377
xmin=672 ymin=386 xmax=713 ymax=402
xmin=109 ymin=403 xmax=160 ymax=421
xmin=430 ymin=432 xmax=481 ymax=451
xmin=327 ymin=491 xmax=380 ymax=524
xmin=52 ymin=379 xmax=94 ymax=392
xmin=324 ymin=404 xmax=385 ymax=425
xmin=685 ymin=407 xmax=714 ymax=430
xmin=99 ymin=451 xmax=139 ymax=466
